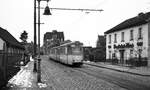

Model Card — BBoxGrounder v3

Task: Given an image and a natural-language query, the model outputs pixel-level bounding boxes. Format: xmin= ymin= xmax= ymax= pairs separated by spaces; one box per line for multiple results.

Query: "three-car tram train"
xmin=48 ymin=41 xmax=83 ymax=66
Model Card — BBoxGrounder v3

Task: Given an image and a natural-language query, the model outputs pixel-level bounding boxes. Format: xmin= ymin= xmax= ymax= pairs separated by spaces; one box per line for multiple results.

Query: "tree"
xmin=20 ymin=30 xmax=28 ymax=43
xmin=27 ymin=41 xmax=34 ymax=55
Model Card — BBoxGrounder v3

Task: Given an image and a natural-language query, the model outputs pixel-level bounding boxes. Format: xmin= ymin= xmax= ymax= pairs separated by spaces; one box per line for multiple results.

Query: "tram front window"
xmin=72 ymin=47 xmax=82 ymax=55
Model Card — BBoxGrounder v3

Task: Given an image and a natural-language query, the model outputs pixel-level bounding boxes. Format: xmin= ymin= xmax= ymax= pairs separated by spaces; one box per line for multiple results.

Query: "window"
xmin=130 ymin=30 xmax=133 ymax=40
xmin=114 ymin=34 xmax=117 ymax=43
xmin=121 ymin=32 xmax=124 ymax=42
xmin=109 ymin=35 xmax=111 ymax=44
xmin=67 ymin=46 xmax=72 ymax=54
xmin=72 ymin=47 xmax=82 ymax=55
xmin=138 ymin=27 xmax=142 ymax=39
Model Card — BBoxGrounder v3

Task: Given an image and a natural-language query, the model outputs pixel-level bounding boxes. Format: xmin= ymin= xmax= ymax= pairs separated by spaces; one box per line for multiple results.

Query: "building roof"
xmin=98 ymin=35 xmax=105 ymax=41
xmin=104 ymin=12 xmax=150 ymax=34
xmin=44 ymin=30 xmax=64 ymax=41
xmin=0 ymin=27 xmax=24 ymax=49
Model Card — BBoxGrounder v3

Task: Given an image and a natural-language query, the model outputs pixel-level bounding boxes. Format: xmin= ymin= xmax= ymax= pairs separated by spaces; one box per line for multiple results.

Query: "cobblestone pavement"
xmin=84 ymin=61 xmax=150 ymax=76
xmin=84 ymin=62 xmax=150 ymax=87
xmin=5 ymin=55 xmax=126 ymax=90
xmin=79 ymin=64 xmax=150 ymax=90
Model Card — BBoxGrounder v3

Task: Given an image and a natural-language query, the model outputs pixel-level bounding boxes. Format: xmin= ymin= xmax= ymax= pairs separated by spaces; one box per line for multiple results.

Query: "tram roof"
xmin=51 ymin=41 xmax=83 ymax=49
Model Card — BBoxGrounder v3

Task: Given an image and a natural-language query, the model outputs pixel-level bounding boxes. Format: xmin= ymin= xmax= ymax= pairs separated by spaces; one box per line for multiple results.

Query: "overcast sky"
xmin=0 ymin=0 xmax=150 ymax=47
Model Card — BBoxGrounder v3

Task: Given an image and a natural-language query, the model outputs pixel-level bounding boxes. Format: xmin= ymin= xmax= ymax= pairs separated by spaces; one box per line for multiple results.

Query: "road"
xmin=4 ymin=55 xmax=150 ymax=90
xmin=43 ymin=55 xmax=150 ymax=90
xmin=76 ymin=64 xmax=150 ymax=90
xmin=40 ymin=55 xmax=126 ymax=90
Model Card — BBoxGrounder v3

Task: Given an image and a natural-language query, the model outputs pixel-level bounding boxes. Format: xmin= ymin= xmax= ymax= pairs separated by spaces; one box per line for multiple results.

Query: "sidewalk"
xmin=4 ymin=59 xmax=48 ymax=90
xmin=84 ymin=61 xmax=150 ymax=76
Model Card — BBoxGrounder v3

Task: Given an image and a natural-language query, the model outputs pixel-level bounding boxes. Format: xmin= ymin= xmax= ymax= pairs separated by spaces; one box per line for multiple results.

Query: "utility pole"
xmin=37 ymin=0 xmax=41 ymax=83
xmin=33 ymin=0 xmax=37 ymax=72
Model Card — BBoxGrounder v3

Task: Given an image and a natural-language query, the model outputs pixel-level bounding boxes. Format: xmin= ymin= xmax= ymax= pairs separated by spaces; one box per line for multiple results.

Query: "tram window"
xmin=67 ymin=46 xmax=72 ymax=54
xmin=63 ymin=47 xmax=65 ymax=54
xmin=72 ymin=47 xmax=82 ymax=55
xmin=59 ymin=47 xmax=65 ymax=54
xmin=60 ymin=48 xmax=62 ymax=54
xmin=57 ymin=49 xmax=59 ymax=54
xmin=65 ymin=47 xmax=67 ymax=54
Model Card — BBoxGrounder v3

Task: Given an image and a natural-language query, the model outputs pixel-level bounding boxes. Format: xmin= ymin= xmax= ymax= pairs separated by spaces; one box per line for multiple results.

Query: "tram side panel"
xmin=67 ymin=55 xmax=73 ymax=65
xmin=59 ymin=54 xmax=67 ymax=64
xmin=64 ymin=47 xmax=69 ymax=64
xmin=58 ymin=47 xmax=68 ymax=64
xmin=67 ymin=46 xmax=74 ymax=65
xmin=56 ymin=49 xmax=60 ymax=62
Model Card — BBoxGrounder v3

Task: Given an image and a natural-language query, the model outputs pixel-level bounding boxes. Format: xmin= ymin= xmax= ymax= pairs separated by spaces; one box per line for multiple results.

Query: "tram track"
xmin=73 ymin=64 xmax=150 ymax=90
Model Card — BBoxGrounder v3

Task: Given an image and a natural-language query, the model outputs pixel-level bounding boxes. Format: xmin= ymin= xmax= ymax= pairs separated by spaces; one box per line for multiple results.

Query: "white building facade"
xmin=105 ymin=12 xmax=150 ymax=66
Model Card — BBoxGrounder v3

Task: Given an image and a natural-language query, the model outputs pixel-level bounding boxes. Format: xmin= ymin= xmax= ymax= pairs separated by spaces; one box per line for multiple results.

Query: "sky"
xmin=0 ymin=0 xmax=150 ymax=47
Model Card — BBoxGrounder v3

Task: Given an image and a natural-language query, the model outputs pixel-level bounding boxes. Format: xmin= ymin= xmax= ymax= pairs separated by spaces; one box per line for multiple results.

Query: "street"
xmin=4 ymin=55 xmax=150 ymax=90
xmin=77 ymin=64 xmax=150 ymax=90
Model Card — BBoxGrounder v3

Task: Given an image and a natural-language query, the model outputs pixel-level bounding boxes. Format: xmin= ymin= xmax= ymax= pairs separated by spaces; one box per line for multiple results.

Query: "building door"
xmin=119 ymin=50 xmax=124 ymax=64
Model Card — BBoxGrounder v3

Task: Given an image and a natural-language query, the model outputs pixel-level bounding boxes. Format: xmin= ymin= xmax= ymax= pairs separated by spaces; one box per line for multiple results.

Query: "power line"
xmin=39 ymin=7 xmax=103 ymax=12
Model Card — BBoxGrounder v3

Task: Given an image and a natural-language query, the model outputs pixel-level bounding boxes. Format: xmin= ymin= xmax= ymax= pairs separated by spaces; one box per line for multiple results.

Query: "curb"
xmin=84 ymin=62 xmax=150 ymax=77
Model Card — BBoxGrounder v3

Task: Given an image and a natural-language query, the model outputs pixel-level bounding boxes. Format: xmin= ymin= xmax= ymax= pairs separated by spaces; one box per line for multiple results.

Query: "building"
xmin=94 ymin=35 xmax=106 ymax=61
xmin=83 ymin=35 xmax=106 ymax=62
xmin=83 ymin=46 xmax=93 ymax=61
xmin=104 ymin=12 xmax=150 ymax=66
xmin=0 ymin=27 xmax=25 ymax=86
xmin=43 ymin=30 xmax=64 ymax=54
xmin=96 ymin=35 xmax=106 ymax=48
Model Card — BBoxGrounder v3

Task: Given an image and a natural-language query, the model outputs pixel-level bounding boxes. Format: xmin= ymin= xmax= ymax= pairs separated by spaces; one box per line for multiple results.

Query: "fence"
xmin=105 ymin=57 xmax=148 ymax=67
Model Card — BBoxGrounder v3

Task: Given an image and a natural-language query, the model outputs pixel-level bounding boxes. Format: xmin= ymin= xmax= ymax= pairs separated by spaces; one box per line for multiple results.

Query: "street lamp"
xmin=36 ymin=0 xmax=51 ymax=83
xmin=43 ymin=5 xmax=52 ymax=15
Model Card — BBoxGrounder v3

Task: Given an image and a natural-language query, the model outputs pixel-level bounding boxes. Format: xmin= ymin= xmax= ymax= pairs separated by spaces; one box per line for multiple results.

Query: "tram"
xmin=49 ymin=41 xmax=83 ymax=66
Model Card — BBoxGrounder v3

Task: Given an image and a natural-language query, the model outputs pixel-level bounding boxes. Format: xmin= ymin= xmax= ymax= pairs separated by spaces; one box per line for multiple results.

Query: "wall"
xmin=148 ymin=22 xmax=150 ymax=66
xmin=0 ymin=38 xmax=4 ymax=50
